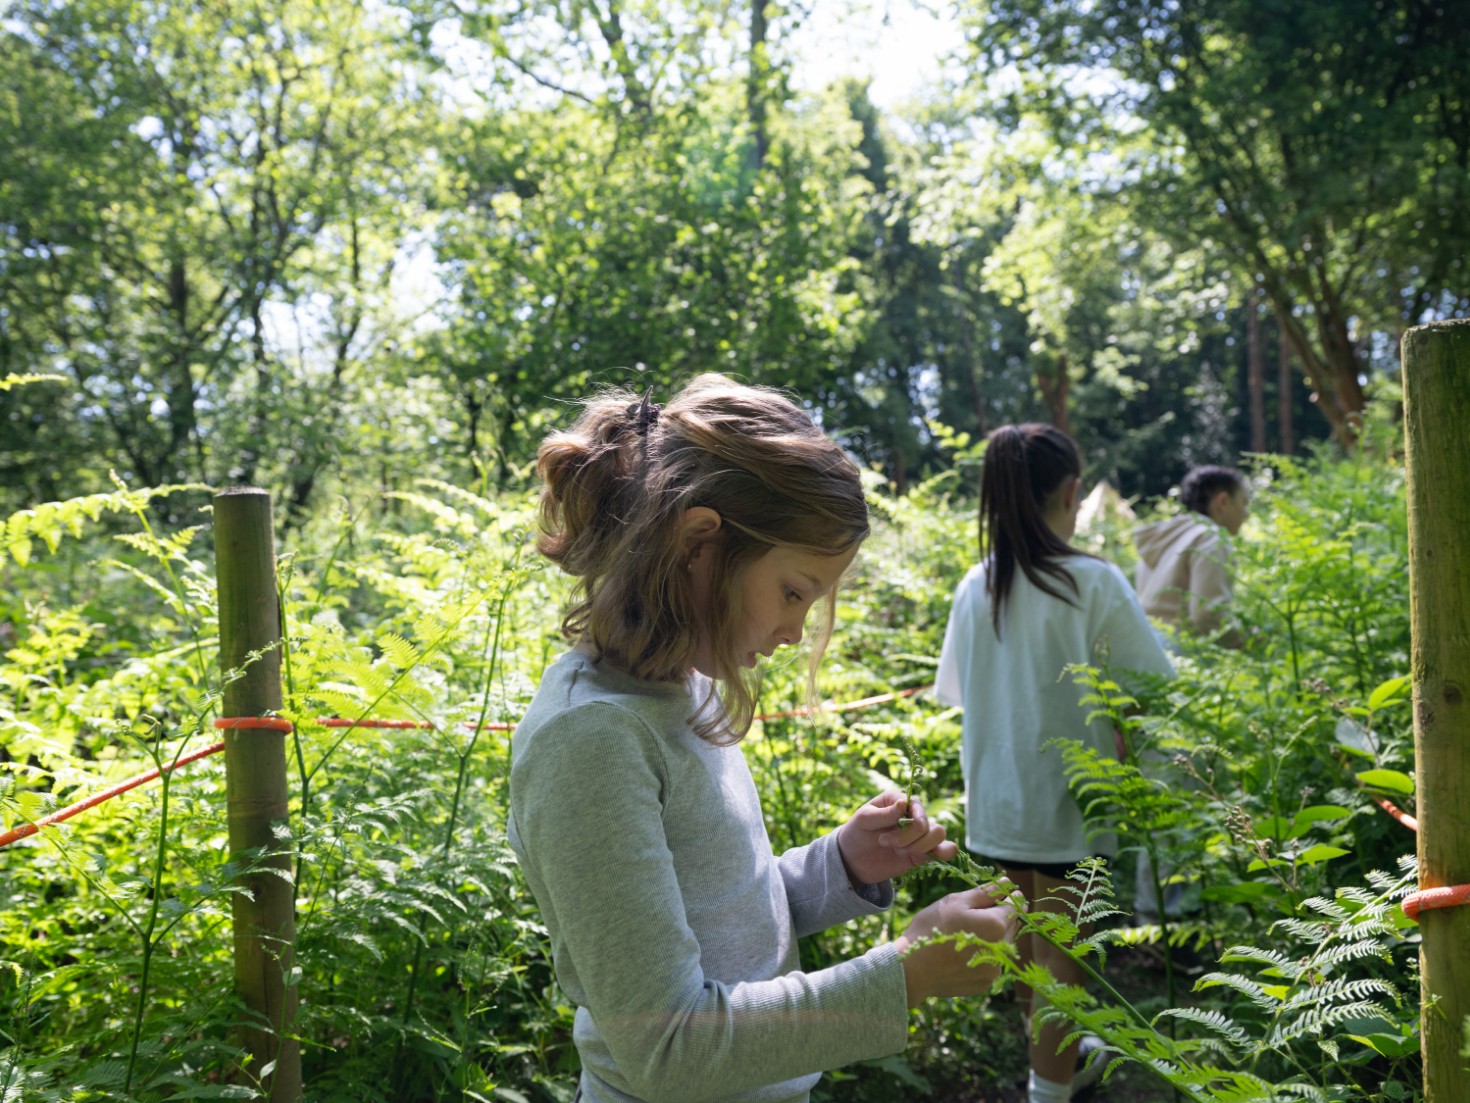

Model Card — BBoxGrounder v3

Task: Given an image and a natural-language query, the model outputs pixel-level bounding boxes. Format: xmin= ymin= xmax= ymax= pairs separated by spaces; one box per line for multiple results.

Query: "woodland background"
xmin=5 ymin=0 xmax=1468 ymax=512
xmin=1 ymin=0 xmax=1465 ymax=1100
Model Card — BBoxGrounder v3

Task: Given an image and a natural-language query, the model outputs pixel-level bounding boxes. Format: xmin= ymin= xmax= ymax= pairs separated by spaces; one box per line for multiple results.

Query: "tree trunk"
xmin=465 ymin=387 xmax=483 ymax=461
xmin=1277 ymin=324 xmax=1295 ymax=455
xmin=747 ymin=0 xmax=769 ymax=174
xmin=1036 ymin=354 xmax=1071 ymax=436
xmin=213 ymin=489 xmax=302 ymax=1103
xmin=1246 ymin=289 xmax=1266 ymax=453
xmin=1271 ymin=298 xmax=1361 ymax=447
xmin=953 ymin=266 xmax=987 ymax=436
xmin=1401 ymin=319 xmax=1470 ymax=1103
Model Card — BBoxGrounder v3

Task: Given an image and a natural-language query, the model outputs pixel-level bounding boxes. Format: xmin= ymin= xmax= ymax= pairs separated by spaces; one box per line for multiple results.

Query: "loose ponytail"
xmin=536 ymin=397 xmax=655 ymax=583
xmin=979 ymin=423 xmax=1088 ymax=638
xmin=535 ymin=374 xmax=869 ymax=743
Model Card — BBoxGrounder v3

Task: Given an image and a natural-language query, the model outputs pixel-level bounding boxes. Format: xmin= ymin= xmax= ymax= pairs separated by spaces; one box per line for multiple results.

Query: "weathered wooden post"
xmin=213 ymin=488 xmax=301 ymax=1101
xmin=1401 ymin=319 xmax=1470 ymax=1103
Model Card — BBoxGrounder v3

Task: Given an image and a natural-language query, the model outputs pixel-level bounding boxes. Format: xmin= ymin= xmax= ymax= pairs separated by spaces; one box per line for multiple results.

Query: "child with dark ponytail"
xmin=935 ymin=423 xmax=1173 ymax=1102
xmin=511 ymin=374 xmax=1019 ymax=1103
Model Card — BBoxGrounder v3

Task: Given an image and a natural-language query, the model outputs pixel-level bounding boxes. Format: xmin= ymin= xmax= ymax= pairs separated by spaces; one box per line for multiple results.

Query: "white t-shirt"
xmin=935 ymin=554 xmax=1174 ymax=864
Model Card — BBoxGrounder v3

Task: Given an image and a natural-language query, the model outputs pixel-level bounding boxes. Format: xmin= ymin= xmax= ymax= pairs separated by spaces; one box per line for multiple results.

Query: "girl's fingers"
xmin=929 ymin=838 xmax=959 ymax=862
xmin=888 ymin=822 xmax=950 ymax=863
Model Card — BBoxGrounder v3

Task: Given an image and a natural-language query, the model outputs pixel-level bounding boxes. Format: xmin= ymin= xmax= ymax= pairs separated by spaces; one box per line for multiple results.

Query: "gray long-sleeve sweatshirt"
xmin=506 ymin=652 xmax=909 ymax=1103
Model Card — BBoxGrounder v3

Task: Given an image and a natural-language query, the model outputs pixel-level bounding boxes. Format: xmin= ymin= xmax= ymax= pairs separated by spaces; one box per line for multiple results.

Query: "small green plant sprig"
xmin=896 ymin=737 xmax=926 ymax=829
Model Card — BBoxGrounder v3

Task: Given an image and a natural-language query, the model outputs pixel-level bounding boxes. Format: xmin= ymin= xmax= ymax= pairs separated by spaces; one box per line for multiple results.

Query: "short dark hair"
xmin=1180 ymin=465 xmax=1245 ymax=515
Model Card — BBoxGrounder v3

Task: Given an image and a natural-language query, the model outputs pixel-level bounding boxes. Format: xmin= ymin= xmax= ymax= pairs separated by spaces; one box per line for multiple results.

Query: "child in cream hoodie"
xmin=1134 ymin=465 xmax=1249 ymax=643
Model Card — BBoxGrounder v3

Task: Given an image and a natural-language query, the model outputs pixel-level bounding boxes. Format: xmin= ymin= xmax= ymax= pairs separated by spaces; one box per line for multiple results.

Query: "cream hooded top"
xmin=1133 ymin=513 xmax=1233 ymax=636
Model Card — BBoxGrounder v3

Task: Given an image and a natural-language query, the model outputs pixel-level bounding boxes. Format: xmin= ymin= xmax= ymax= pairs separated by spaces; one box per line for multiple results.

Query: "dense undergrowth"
xmin=0 ymin=435 xmax=1424 ymax=1101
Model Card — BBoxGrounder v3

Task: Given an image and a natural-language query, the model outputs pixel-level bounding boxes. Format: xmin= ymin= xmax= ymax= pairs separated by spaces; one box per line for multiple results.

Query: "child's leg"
xmin=1012 ymin=866 xmax=1093 ymax=1088
xmin=1001 ymin=865 xmax=1038 ymax=1032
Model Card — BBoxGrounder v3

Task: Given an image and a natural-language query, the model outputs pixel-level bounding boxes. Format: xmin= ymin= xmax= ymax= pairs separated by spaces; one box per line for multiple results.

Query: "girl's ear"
xmin=678 ymin=506 xmax=723 ymax=561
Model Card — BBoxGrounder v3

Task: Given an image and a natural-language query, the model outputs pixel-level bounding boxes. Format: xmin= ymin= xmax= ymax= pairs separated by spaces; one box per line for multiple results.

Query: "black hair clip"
xmin=626 ymin=387 xmax=661 ymax=438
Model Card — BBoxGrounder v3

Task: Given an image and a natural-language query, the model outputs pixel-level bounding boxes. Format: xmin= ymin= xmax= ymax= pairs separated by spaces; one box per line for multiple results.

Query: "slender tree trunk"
xmin=1247 ymin=289 xmax=1266 ymax=453
xmin=1036 ymin=355 xmax=1071 ymax=436
xmin=747 ymin=0 xmax=769 ymax=173
xmin=165 ymin=253 xmax=200 ymax=488
xmin=464 ymin=388 xmax=483 ymax=461
xmin=1401 ymin=320 xmax=1470 ymax=1103
xmin=235 ymin=297 xmax=270 ymax=488
xmin=1277 ymin=324 xmax=1295 ymax=455
xmin=1271 ymin=299 xmax=1360 ymax=447
xmin=953 ymin=267 xmax=987 ymax=435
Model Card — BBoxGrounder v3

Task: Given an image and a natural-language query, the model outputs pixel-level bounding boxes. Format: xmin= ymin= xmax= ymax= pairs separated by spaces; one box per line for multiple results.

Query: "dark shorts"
xmin=974 ymin=852 xmax=1112 ymax=881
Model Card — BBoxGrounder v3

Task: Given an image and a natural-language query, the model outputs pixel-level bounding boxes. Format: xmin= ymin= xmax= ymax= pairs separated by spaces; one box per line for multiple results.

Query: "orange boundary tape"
xmin=1403 ymin=885 xmax=1470 ymax=923
xmin=221 ymin=717 xmax=518 ymax=732
xmin=0 ymin=686 xmax=931 ymax=850
xmin=755 ymin=685 xmax=929 ymax=722
xmin=1335 ymin=749 xmax=1420 ymax=833
xmin=214 ymin=717 xmax=294 ymax=732
xmin=0 ymin=741 xmax=225 ymax=850
xmin=1375 ymin=798 xmax=1418 ymax=832
xmin=316 ymin=717 xmax=514 ymax=732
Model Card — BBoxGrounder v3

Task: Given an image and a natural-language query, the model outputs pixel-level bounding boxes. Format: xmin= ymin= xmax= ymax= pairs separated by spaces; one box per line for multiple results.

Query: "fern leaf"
xmin=378 ymin=632 xmax=421 ymax=672
xmin=1155 ymin=1006 xmax=1252 ymax=1049
xmin=1193 ymin=971 xmax=1280 ymax=1009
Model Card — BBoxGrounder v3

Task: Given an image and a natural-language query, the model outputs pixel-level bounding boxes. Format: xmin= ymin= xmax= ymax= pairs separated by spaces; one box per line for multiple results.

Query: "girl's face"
xmin=690 ymin=544 xmax=858 ymax=678
xmin=1213 ymin=487 xmax=1251 ymax=535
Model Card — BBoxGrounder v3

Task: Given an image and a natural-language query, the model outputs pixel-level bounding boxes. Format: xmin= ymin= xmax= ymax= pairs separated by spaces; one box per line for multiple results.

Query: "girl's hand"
xmin=895 ymin=885 xmax=1020 ymax=1006
xmin=836 ymin=789 xmax=958 ymax=887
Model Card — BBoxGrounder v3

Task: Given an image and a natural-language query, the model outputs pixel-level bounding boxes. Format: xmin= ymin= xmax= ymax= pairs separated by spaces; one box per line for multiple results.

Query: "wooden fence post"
xmin=1402 ymin=319 xmax=1470 ymax=1103
xmin=213 ymin=488 xmax=302 ymax=1102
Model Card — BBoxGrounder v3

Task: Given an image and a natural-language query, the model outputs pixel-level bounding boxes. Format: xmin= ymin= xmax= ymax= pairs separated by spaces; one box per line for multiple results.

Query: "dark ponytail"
xmin=980 ymin=423 xmax=1088 ymax=638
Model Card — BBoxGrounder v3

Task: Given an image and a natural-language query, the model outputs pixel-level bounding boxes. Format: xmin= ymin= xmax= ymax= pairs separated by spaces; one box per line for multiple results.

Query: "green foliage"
xmin=963 ymin=0 xmax=1470 ymax=443
xmin=0 ymin=441 xmax=1422 ymax=1100
xmin=12 ymin=0 xmax=1446 ymax=514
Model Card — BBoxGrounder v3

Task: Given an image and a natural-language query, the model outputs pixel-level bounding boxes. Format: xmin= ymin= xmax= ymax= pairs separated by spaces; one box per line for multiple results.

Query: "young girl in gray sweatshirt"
xmin=508 ymin=375 xmax=1017 ymax=1103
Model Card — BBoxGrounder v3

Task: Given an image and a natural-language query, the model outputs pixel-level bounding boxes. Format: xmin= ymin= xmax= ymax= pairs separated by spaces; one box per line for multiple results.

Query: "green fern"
xmin=4 ymin=482 xmax=209 ymax=566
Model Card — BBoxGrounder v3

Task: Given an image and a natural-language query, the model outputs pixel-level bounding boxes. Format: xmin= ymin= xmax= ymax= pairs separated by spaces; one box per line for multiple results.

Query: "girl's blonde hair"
xmin=536 ymin=373 xmax=869 ymax=743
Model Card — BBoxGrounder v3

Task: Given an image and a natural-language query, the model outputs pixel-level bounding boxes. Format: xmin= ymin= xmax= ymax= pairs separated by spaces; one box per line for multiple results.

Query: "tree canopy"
xmin=3 ymin=0 xmax=1465 ymax=511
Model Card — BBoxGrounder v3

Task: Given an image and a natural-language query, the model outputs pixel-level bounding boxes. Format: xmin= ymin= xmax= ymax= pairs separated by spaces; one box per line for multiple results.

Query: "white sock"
xmin=1028 ymin=1070 xmax=1072 ymax=1103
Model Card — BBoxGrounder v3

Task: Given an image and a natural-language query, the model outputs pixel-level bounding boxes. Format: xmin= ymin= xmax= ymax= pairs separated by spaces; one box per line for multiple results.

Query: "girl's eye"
xmin=785 ymin=589 xmax=803 ymax=604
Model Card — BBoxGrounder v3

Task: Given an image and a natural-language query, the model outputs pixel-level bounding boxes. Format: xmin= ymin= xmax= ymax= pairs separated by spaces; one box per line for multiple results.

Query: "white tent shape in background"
xmin=1075 ymin=479 xmax=1136 ymax=536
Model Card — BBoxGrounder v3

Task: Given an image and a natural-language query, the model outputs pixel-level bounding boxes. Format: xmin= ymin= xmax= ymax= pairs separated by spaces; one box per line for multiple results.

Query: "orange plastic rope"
xmin=316 ymin=717 xmax=515 ymax=732
xmin=1375 ymin=798 xmax=1419 ymax=832
xmin=756 ymin=685 xmax=931 ymax=722
xmin=214 ymin=717 xmax=516 ymax=732
xmin=0 ymin=741 xmax=226 ymax=850
xmin=1403 ymin=884 xmax=1470 ymax=922
xmin=1 ymin=687 xmax=930 ymax=851
xmin=215 ymin=716 xmax=294 ymax=732
xmin=1335 ymin=750 xmax=1419 ymax=832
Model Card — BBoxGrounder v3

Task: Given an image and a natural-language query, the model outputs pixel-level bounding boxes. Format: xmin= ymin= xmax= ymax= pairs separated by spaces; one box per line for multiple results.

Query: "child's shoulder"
xmin=1064 ymin=553 xmax=1135 ymax=598
xmin=1067 ymin=552 xmax=1128 ymax=580
xmin=521 ymin=652 xmax=692 ymax=745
